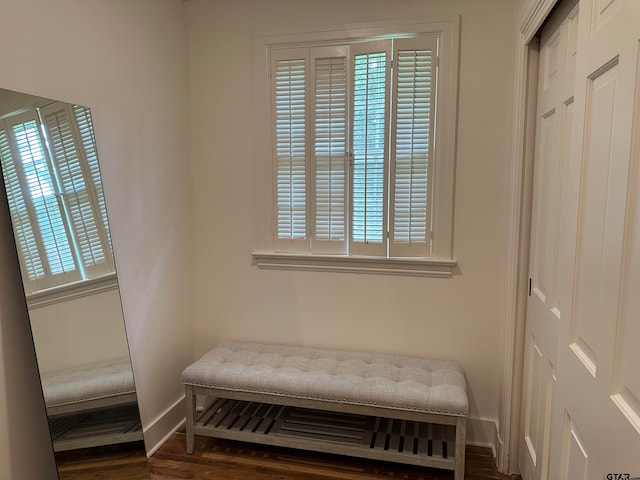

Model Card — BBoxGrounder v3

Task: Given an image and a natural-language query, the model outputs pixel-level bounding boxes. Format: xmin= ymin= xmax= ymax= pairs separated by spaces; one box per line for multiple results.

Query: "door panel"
xmin=611 ymin=109 xmax=640 ymax=433
xmin=570 ymin=58 xmax=621 ymax=377
xmin=524 ymin=337 xmax=545 ymax=465
xmin=560 ymin=414 xmax=589 ymax=480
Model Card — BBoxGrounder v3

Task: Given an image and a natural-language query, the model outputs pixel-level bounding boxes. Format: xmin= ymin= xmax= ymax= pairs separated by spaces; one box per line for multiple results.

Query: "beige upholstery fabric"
xmin=183 ymin=342 xmax=468 ymax=416
xmin=42 ymin=358 xmax=136 ymax=408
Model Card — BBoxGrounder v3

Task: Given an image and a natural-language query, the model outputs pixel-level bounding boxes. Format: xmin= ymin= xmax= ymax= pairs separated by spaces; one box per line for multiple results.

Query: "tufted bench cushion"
xmin=42 ymin=357 xmax=137 ymax=415
xmin=182 ymin=341 xmax=468 ymax=416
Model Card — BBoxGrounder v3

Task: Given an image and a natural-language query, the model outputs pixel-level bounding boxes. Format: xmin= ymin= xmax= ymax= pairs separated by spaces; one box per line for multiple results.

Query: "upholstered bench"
xmin=42 ymin=358 xmax=143 ymax=451
xmin=182 ymin=341 xmax=468 ymax=479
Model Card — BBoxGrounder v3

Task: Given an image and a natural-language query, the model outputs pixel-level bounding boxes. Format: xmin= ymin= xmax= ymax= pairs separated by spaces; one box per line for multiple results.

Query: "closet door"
xmin=522 ymin=0 xmax=640 ymax=478
xmin=549 ymin=0 xmax=640 ymax=477
xmin=520 ymin=2 xmax=578 ymax=479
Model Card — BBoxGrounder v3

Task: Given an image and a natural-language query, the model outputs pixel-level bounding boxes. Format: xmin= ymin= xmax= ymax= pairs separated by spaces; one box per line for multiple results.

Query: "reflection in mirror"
xmin=0 ymin=88 xmax=149 ymax=479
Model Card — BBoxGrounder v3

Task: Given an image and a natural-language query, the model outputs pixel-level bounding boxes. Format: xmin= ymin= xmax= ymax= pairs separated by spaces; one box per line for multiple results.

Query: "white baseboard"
xmin=467 ymin=417 xmax=499 ymax=457
xmin=143 ymin=395 xmax=186 ymax=457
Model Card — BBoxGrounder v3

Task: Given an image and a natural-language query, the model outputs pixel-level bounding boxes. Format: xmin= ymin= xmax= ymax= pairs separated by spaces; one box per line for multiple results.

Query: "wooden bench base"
xmin=185 ymin=385 xmax=466 ymax=479
xmin=48 ymin=403 xmax=143 ymax=452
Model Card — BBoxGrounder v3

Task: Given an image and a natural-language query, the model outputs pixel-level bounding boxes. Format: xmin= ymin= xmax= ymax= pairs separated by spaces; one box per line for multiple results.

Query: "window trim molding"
xmin=252 ymin=252 xmax=457 ymax=278
xmin=252 ymin=16 xmax=460 ymax=269
xmin=26 ymin=272 xmax=118 ymax=309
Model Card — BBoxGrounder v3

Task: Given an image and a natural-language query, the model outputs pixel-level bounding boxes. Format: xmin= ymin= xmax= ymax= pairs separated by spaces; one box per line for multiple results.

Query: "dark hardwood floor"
xmin=148 ymin=432 xmax=520 ymax=480
xmin=53 ymin=433 xmax=520 ymax=479
xmin=55 ymin=441 xmax=150 ymax=480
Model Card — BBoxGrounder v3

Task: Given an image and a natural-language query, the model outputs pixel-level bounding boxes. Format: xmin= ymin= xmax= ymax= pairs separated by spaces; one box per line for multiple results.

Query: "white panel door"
xmin=520 ymin=3 xmax=578 ymax=479
xmin=523 ymin=0 xmax=640 ymax=479
xmin=549 ymin=0 xmax=640 ymax=477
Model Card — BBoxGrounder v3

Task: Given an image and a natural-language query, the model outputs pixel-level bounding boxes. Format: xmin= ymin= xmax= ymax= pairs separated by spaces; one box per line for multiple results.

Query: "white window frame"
xmin=252 ymin=17 xmax=460 ymax=277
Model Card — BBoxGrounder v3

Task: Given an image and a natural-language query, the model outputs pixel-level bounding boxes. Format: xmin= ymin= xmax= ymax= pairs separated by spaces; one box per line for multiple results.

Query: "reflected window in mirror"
xmin=0 ymin=102 xmax=114 ymax=297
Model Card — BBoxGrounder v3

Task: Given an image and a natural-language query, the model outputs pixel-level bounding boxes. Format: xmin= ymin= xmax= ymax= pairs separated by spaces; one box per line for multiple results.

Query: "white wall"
xmin=29 ymin=289 xmax=130 ymax=374
xmin=187 ymin=0 xmax=516 ymax=447
xmin=0 ymin=0 xmax=193 ymax=454
xmin=0 ymin=171 xmax=57 ymax=478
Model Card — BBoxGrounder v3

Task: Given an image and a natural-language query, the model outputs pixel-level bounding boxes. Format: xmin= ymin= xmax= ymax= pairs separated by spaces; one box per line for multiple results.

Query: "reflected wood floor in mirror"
xmin=148 ymin=432 xmax=520 ymax=480
xmin=55 ymin=441 xmax=149 ymax=480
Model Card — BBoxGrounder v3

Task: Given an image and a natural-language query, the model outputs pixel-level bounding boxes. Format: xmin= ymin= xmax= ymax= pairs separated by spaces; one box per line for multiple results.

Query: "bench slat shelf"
xmin=48 ymin=403 xmax=144 ymax=452
xmin=193 ymin=397 xmax=458 ymax=470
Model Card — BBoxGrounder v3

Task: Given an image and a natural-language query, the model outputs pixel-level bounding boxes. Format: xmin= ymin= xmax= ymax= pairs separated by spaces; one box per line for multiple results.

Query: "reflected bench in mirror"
xmin=43 ymin=357 xmax=143 ymax=451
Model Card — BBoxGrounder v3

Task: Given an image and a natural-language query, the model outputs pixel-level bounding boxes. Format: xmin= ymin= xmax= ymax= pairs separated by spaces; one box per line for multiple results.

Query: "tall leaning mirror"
xmin=0 ymin=88 xmax=149 ymax=479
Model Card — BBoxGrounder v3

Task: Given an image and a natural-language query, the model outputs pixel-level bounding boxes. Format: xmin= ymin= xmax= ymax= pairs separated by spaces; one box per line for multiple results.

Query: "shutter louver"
xmin=0 ymin=127 xmax=45 ymax=281
xmin=43 ymin=107 xmax=107 ymax=269
xmin=274 ymin=57 xmax=307 ymax=242
xmin=74 ymin=105 xmax=112 ymax=251
xmin=12 ymin=119 xmax=76 ymax=276
xmin=313 ymin=54 xmax=347 ymax=249
xmin=352 ymin=46 xmax=389 ymax=252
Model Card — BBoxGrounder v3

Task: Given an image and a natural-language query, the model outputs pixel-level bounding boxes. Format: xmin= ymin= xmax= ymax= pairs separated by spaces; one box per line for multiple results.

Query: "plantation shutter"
xmin=350 ymin=40 xmax=390 ymax=256
xmin=39 ymin=102 xmax=113 ymax=277
xmin=311 ymin=46 xmax=348 ymax=254
xmin=0 ymin=124 xmax=46 ymax=284
xmin=272 ymin=48 xmax=309 ymax=252
xmin=389 ymin=37 xmax=437 ymax=257
xmin=74 ymin=105 xmax=112 ymax=251
xmin=0 ymin=111 xmax=81 ymax=292
xmin=268 ymin=36 xmax=441 ymax=259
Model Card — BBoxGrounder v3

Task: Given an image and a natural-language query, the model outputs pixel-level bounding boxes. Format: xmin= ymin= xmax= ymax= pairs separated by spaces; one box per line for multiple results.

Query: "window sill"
xmin=27 ymin=273 xmax=119 ymax=309
xmin=251 ymin=252 xmax=457 ymax=278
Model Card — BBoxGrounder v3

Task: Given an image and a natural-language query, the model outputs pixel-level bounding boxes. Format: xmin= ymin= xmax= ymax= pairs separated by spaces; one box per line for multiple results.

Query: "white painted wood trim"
xmin=26 ymin=272 xmax=118 ymax=309
xmin=252 ymin=252 xmax=457 ymax=278
xmin=519 ymin=0 xmax=562 ymax=43
xmin=143 ymin=394 xmax=186 ymax=457
xmin=497 ymin=37 xmax=531 ymax=474
xmin=466 ymin=417 xmax=499 ymax=451
xmin=499 ymin=0 xmax=559 ymax=474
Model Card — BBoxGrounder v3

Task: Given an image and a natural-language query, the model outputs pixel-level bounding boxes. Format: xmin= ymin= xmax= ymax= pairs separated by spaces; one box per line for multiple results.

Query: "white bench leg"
xmin=454 ymin=416 xmax=466 ymax=480
xmin=185 ymin=385 xmax=195 ymax=454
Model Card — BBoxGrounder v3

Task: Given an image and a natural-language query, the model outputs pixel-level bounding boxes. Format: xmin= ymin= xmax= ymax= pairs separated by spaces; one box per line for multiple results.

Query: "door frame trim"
xmin=498 ymin=0 xmax=559 ymax=473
